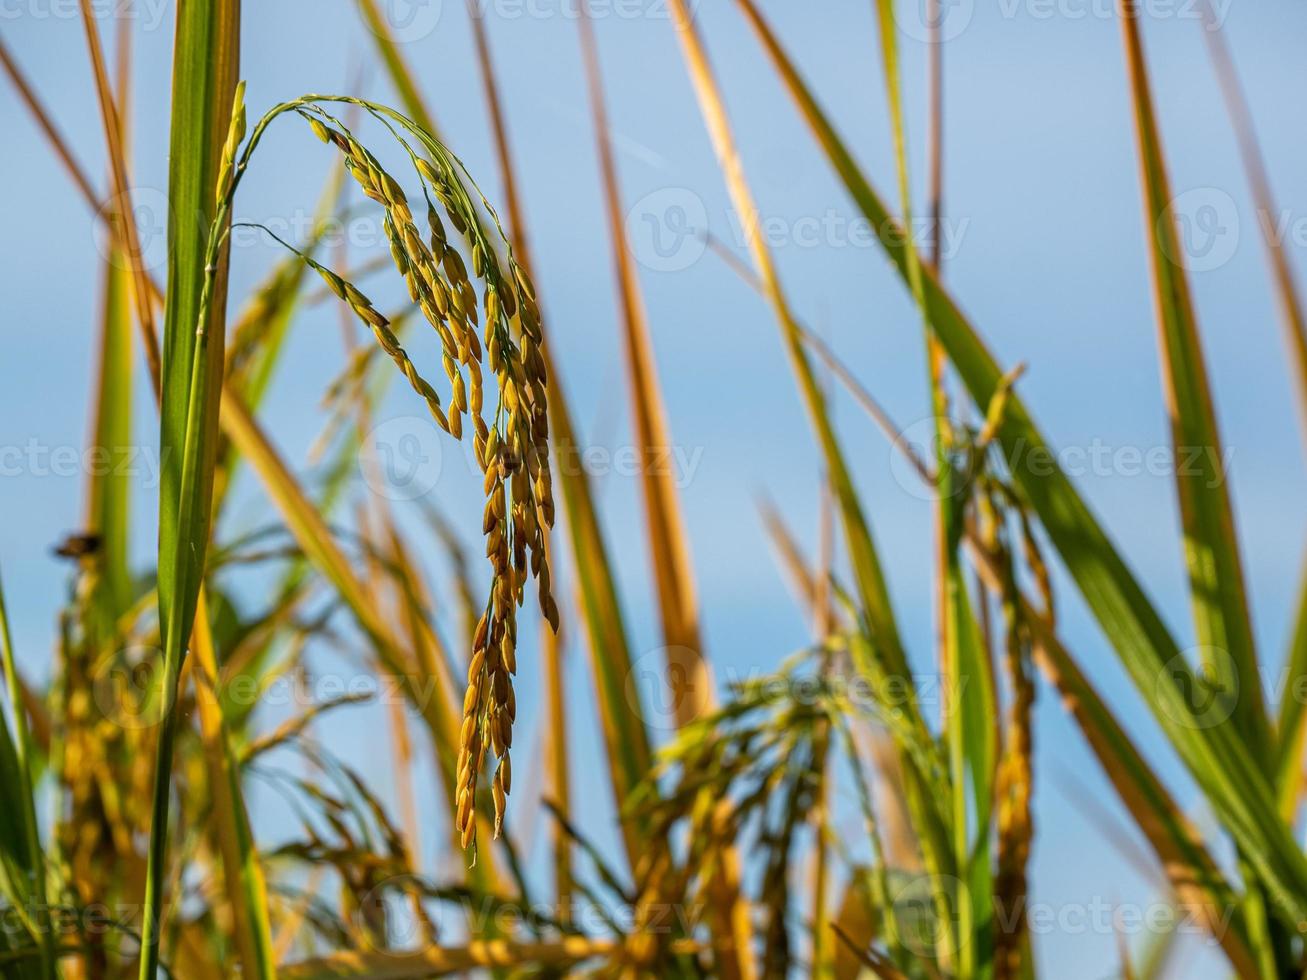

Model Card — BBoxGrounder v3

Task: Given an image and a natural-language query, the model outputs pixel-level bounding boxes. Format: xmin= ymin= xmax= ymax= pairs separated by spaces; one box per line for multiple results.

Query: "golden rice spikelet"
xmin=288 ymin=101 xmax=557 ymax=860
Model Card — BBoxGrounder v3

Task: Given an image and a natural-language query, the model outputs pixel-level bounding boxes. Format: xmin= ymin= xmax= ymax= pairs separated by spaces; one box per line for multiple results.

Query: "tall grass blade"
xmin=1200 ymin=1 xmax=1307 ymax=442
xmin=967 ymin=540 xmax=1256 ymax=976
xmin=76 ymin=0 xmax=161 ymax=396
xmin=191 ymin=593 xmax=278 ymax=977
xmin=1199 ymin=5 xmax=1307 ymax=814
xmin=139 ymin=3 xmax=242 ymax=974
xmin=665 ymin=0 xmax=906 ymax=706
xmin=1120 ymin=0 xmax=1267 ymax=757
xmin=89 ymin=212 xmax=136 ymax=620
xmin=1120 ymin=11 xmax=1281 ymax=968
xmin=868 ymin=3 xmax=995 ymax=970
xmin=578 ymin=6 xmax=709 ymax=726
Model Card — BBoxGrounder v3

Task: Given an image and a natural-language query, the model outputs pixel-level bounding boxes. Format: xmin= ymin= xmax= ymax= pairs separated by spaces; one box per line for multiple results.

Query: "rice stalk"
xmin=190 ymin=592 xmax=278 ymax=977
xmin=768 ymin=253 xmax=1259 ymax=974
xmin=869 ymin=3 xmax=997 ymax=971
xmin=457 ymin=1 xmax=581 ymax=913
xmin=442 ymin=3 xmax=659 ymax=876
xmin=729 ymin=0 xmax=1307 ymax=932
xmin=665 ymin=2 xmax=958 ymax=968
xmin=221 ymin=93 xmax=559 ymax=858
xmin=577 ymin=9 xmax=754 ymax=975
xmin=138 ymin=2 xmax=243 ymax=974
xmin=578 ymin=4 xmax=709 ymax=727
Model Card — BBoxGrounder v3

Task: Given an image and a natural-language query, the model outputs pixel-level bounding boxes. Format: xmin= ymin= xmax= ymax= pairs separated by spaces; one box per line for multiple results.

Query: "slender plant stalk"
xmin=869 ymin=2 xmax=997 ymax=971
xmin=1199 ymin=1 xmax=1307 ymax=445
xmin=577 ymin=10 xmax=755 ymax=975
xmin=76 ymin=0 xmax=162 ymax=397
xmin=577 ymin=4 xmax=709 ymax=726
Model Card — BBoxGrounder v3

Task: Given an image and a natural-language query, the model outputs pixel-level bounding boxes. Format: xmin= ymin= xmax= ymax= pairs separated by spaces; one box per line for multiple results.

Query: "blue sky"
xmin=2 ymin=0 xmax=1306 ymax=974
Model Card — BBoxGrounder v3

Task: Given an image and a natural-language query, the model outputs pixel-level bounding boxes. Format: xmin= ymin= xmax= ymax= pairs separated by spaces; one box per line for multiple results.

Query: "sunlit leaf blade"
xmin=664 ymin=0 xmax=909 ymax=714
xmin=136 ymin=0 xmax=244 ymax=977
xmin=1200 ymin=3 xmax=1307 ymax=443
xmin=1119 ymin=12 xmax=1286 ymax=970
xmin=76 ymin=0 xmax=162 ymax=394
xmin=191 ymin=593 xmax=278 ymax=978
xmin=139 ymin=2 xmax=243 ymax=974
xmin=88 ymin=238 xmax=136 ymax=620
xmin=1275 ymin=562 xmax=1307 ymax=815
xmin=0 ymin=570 xmax=51 ymax=979
xmin=665 ymin=3 xmax=964 ymax=967
xmin=1200 ymin=8 xmax=1307 ymax=812
xmin=1120 ymin=3 xmax=1267 ymax=757
xmin=579 ymin=10 xmax=709 ymax=726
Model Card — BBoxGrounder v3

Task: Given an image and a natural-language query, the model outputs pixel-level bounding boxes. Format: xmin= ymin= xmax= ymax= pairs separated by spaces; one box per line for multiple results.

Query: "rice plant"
xmin=0 ymin=0 xmax=1303 ymax=977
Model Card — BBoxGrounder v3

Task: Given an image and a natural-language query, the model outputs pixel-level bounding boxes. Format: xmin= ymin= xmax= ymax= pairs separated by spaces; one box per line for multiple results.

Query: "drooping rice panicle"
xmin=207 ymin=95 xmax=559 ymax=858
